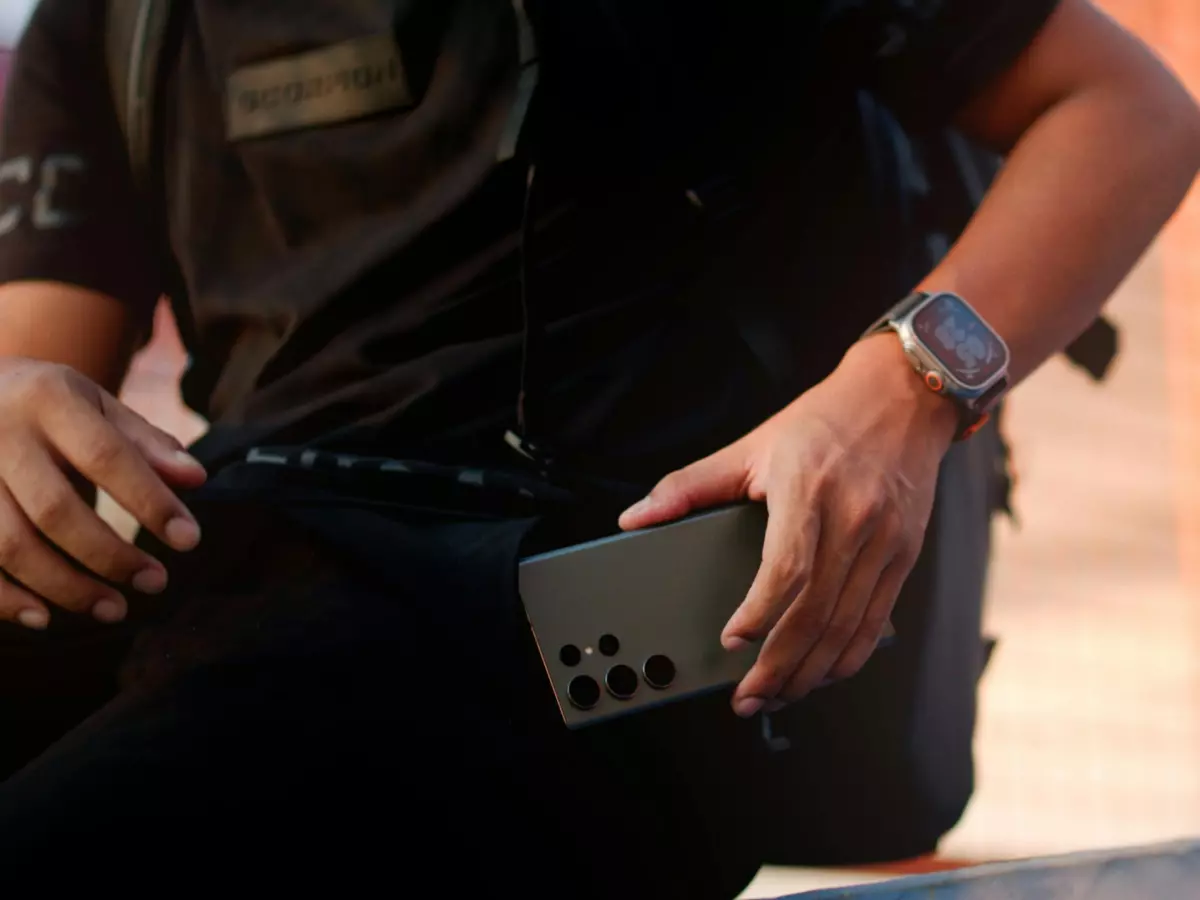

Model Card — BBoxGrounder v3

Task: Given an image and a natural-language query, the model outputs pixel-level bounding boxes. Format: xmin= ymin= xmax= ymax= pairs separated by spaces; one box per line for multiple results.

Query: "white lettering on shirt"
xmin=0 ymin=156 xmax=33 ymax=237
xmin=31 ymin=154 xmax=85 ymax=230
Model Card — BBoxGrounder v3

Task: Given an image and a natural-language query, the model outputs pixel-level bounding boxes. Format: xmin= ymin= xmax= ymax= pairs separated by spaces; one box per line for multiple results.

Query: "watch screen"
xmin=912 ymin=294 xmax=1006 ymax=389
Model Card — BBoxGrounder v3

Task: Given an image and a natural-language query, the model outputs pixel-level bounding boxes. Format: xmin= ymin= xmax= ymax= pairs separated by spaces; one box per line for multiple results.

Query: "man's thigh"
xmin=0 ymin=620 xmax=138 ymax=780
xmin=0 ymin=512 xmax=763 ymax=897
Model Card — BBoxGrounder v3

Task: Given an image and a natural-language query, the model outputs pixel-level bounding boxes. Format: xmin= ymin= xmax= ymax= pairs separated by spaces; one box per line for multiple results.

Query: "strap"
xmin=106 ymin=0 xmax=209 ymax=412
xmin=105 ymin=0 xmax=176 ymax=202
xmin=714 ymin=92 xmax=920 ymax=400
xmin=1065 ymin=316 xmax=1119 ymax=382
xmin=862 ymin=289 xmax=926 ymax=340
xmin=496 ymin=0 xmax=539 ymax=164
xmin=104 ymin=0 xmax=138 ymax=172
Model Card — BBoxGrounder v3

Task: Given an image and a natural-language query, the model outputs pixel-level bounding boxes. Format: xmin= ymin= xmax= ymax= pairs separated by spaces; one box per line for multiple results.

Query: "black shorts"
xmin=0 ymin=491 xmax=766 ymax=898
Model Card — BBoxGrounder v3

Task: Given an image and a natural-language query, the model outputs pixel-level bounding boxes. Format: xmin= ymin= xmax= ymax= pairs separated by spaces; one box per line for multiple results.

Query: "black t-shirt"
xmin=0 ymin=0 xmax=1059 ymax=479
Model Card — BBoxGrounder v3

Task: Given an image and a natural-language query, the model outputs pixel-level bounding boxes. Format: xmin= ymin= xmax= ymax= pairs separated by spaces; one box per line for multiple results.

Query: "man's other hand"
xmin=0 ymin=358 xmax=206 ymax=629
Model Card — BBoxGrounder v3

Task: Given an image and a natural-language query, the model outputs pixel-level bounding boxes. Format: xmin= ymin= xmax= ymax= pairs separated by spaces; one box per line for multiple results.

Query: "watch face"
xmin=911 ymin=293 xmax=1007 ymax=390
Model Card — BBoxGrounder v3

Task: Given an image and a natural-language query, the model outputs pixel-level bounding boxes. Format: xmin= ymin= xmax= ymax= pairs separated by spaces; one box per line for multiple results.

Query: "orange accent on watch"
xmin=957 ymin=412 xmax=991 ymax=441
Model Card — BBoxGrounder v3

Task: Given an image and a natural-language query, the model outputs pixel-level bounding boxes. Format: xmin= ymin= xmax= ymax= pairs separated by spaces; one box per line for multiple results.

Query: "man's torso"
xmin=0 ymin=0 xmax=1061 ymax=478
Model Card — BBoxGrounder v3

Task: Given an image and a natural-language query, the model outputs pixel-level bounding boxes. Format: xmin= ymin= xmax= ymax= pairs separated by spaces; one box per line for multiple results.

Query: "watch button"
xmin=924 ymin=371 xmax=945 ymax=392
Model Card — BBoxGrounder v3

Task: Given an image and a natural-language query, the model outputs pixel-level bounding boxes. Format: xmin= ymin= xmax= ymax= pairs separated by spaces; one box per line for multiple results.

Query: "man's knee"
xmin=0 ymin=623 xmax=133 ymax=780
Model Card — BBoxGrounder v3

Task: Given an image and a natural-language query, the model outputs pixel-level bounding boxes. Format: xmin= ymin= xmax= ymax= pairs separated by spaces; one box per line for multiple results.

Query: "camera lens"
xmin=559 ymin=644 xmax=582 ymax=667
xmin=567 ymin=675 xmax=601 ymax=710
xmin=598 ymin=634 xmax=620 ymax=657
xmin=605 ymin=664 xmax=639 ymax=700
xmin=643 ymin=654 xmax=677 ymax=690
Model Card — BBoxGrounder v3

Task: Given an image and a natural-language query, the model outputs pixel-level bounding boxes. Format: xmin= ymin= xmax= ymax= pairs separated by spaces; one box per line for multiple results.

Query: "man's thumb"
xmin=618 ymin=446 xmax=748 ymax=531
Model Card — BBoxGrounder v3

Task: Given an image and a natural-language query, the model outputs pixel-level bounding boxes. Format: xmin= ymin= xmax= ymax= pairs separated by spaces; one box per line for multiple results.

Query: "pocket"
xmin=205 ymin=2 xmax=524 ymax=248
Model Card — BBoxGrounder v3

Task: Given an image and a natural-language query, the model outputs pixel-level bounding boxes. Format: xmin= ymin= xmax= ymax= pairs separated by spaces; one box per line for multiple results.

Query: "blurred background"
xmin=1 ymin=0 xmax=1198 ymax=877
xmin=944 ymin=0 xmax=1200 ymax=860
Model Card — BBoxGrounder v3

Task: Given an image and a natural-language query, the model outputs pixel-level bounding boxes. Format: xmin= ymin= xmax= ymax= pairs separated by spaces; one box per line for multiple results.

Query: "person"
xmin=0 ymin=0 xmax=1196 ymax=894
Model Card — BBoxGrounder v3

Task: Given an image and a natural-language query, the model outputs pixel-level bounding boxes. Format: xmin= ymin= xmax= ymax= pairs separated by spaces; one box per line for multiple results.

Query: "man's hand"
xmin=0 ymin=357 xmax=207 ymax=629
xmin=619 ymin=335 xmax=957 ymax=717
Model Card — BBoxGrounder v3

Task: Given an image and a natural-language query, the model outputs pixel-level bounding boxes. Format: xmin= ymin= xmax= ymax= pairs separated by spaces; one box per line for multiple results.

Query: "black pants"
xmin=0 ymin=496 xmax=766 ymax=897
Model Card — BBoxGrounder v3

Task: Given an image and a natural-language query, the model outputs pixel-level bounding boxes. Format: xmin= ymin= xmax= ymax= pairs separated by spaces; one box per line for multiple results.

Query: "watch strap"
xmin=954 ymin=392 xmax=997 ymax=441
xmin=862 ymin=290 xmax=929 ymax=340
xmin=956 ymin=374 xmax=1009 ymax=440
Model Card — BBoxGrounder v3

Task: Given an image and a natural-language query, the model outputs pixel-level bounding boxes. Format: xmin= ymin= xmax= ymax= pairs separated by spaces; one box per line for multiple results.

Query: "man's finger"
xmin=827 ymin=552 xmax=915 ymax=681
xmin=0 ymin=576 xmax=51 ymax=631
xmin=721 ymin=491 xmax=821 ymax=650
xmin=774 ymin=538 xmax=896 ymax=702
xmin=0 ymin=481 xmax=132 ymax=617
xmin=618 ymin=443 xmax=748 ymax=531
xmin=731 ymin=532 xmax=858 ymax=713
xmin=730 ymin=485 xmax=881 ymax=714
xmin=39 ymin=390 xmax=201 ymax=552
xmin=4 ymin=442 xmax=165 ymax=599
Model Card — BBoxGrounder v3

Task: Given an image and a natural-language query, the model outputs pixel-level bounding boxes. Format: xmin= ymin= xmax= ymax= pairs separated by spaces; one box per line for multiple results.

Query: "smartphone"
xmin=519 ymin=503 xmax=895 ymax=729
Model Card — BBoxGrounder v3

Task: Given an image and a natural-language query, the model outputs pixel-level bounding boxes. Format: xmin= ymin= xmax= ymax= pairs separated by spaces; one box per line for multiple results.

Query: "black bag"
xmin=667 ymin=94 xmax=1013 ymax=864
xmin=678 ymin=90 xmax=1119 ymax=863
xmin=740 ymin=98 xmax=1115 ymax=864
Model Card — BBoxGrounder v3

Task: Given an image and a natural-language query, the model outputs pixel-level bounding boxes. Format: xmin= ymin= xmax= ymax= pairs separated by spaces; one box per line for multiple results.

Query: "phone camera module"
xmin=567 ymin=675 xmax=602 ymax=710
xmin=559 ymin=644 xmax=582 ymax=667
xmin=642 ymin=654 xmax=677 ymax=690
xmin=605 ymin=664 xmax=639 ymax=700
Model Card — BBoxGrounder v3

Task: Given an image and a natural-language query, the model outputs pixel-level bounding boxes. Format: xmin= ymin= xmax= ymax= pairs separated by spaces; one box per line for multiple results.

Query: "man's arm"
xmin=620 ymin=0 xmax=1200 ymax=715
xmin=913 ymin=0 xmax=1200 ymax=387
xmin=0 ymin=281 xmax=142 ymax=392
xmin=0 ymin=2 xmax=206 ymax=631
xmin=0 ymin=0 xmax=161 ymax=392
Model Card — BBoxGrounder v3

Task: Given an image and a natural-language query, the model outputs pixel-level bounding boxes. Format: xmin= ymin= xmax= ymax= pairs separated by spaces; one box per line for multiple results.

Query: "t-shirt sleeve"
xmin=828 ymin=0 xmax=1063 ymax=128
xmin=0 ymin=0 xmax=160 ymax=318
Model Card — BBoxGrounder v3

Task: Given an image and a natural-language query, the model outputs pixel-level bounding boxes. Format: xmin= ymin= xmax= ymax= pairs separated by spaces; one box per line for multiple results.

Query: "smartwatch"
xmin=864 ymin=291 xmax=1010 ymax=441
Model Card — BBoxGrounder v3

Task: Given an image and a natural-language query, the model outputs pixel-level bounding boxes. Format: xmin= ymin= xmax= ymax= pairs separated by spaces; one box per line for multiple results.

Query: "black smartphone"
xmin=519 ymin=504 xmax=895 ymax=728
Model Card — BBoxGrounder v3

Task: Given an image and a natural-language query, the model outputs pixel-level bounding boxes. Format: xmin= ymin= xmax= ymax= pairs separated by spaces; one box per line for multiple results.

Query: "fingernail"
xmin=92 ymin=599 xmax=126 ymax=624
xmin=17 ymin=609 xmax=49 ymax=631
xmin=165 ymin=516 xmax=201 ymax=551
xmin=734 ymin=697 xmax=766 ymax=718
xmin=619 ymin=496 xmax=654 ymax=522
xmin=722 ymin=634 xmax=751 ymax=651
xmin=173 ymin=450 xmax=205 ymax=471
xmin=132 ymin=567 xmax=168 ymax=595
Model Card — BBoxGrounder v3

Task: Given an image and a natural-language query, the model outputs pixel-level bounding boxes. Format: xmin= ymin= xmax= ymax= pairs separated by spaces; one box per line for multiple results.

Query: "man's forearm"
xmin=0 ymin=281 xmax=142 ymax=392
xmin=925 ymin=78 xmax=1200 ymax=385
xmin=922 ymin=1 xmax=1200 ymax=386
